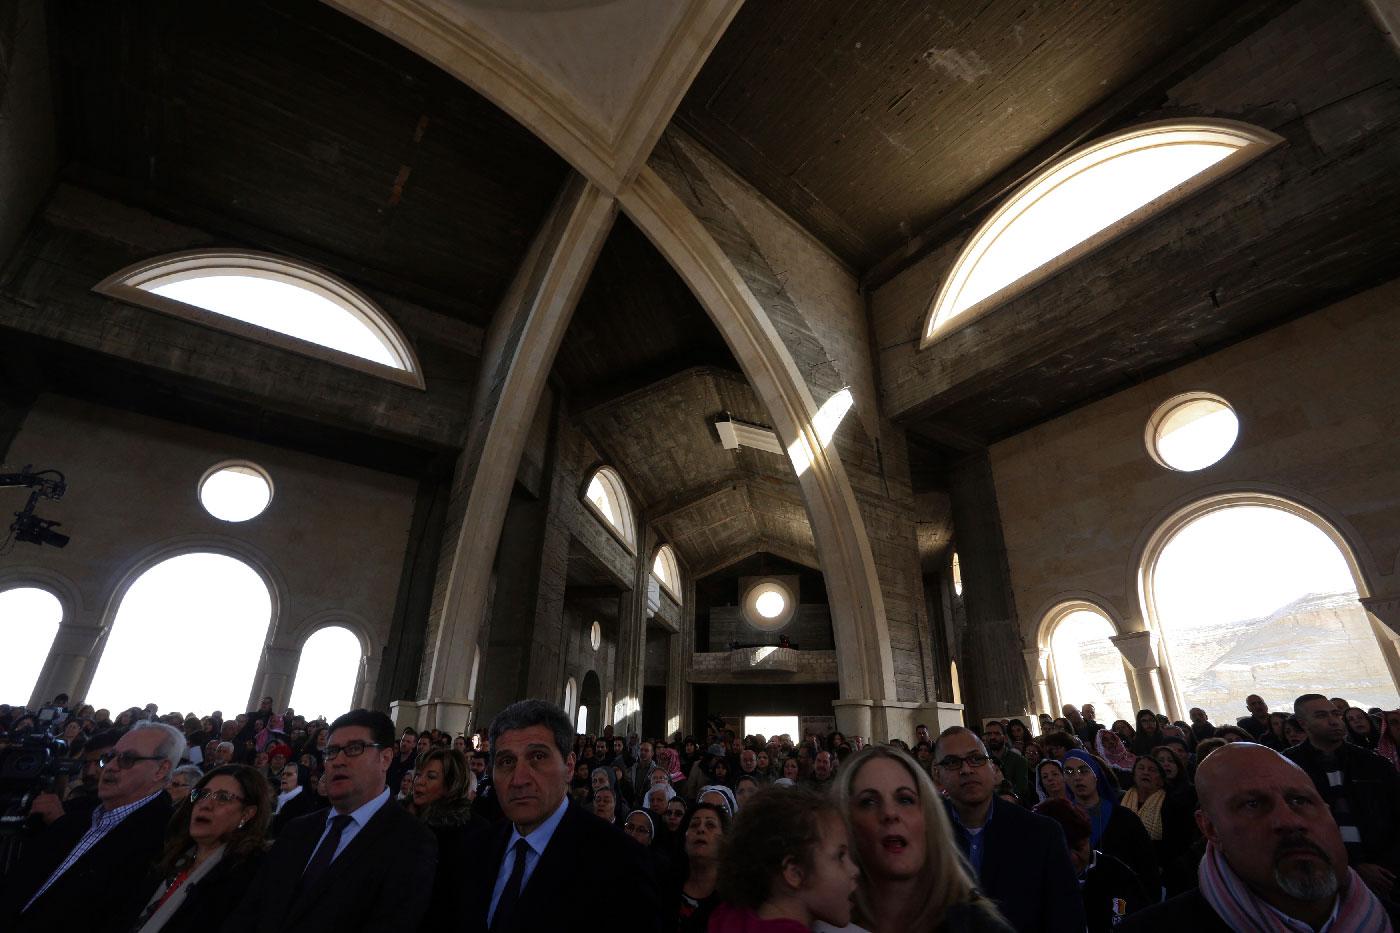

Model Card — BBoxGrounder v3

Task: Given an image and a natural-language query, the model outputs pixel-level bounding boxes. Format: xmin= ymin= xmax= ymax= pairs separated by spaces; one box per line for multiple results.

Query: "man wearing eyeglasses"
xmin=0 ymin=720 xmax=183 ymax=933
xmin=934 ymin=726 xmax=1084 ymax=932
xmin=224 ymin=708 xmax=436 ymax=933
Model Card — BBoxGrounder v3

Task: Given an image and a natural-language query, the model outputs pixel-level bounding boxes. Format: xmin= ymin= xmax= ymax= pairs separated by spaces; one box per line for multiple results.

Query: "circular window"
xmin=742 ymin=579 xmax=796 ymax=630
xmin=590 ymin=621 xmax=601 ymax=651
xmin=199 ymin=462 xmax=273 ymax=522
xmin=1146 ymin=393 xmax=1239 ymax=472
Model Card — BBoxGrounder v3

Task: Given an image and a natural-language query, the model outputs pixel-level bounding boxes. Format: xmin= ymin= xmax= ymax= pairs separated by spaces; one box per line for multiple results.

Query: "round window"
xmin=742 ymin=579 xmax=795 ymax=630
xmin=199 ymin=462 xmax=273 ymax=522
xmin=1146 ymin=393 xmax=1239 ymax=472
xmin=590 ymin=621 xmax=601 ymax=651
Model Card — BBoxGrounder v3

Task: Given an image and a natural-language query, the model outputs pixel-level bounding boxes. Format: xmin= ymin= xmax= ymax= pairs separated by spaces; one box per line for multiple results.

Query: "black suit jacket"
xmin=948 ymin=797 xmax=1087 ymax=933
xmin=0 ymin=791 xmax=173 ymax=933
xmin=223 ymin=793 xmax=436 ymax=933
xmin=271 ymin=788 xmax=327 ymax=836
xmin=137 ymin=848 xmax=265 ymax=933
xmin=456 ymin=798 xmax=661 ymax=933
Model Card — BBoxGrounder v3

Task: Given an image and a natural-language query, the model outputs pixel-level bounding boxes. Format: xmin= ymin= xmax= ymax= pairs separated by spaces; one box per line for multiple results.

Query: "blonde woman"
xmin=830 ymin=745 xmax=1010 ymax=932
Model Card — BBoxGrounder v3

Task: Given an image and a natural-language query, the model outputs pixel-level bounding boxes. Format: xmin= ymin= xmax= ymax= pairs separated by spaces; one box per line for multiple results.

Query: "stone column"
xmin=33 ymin=622 xmax=102 ymax=708
xmin=947 ymin=453 xmax=1034 ymax=725
xmin=1022 ymin=648 xmax=1057 ymax=718
xmin=416 ymin=173 xmax=617 ymax=735
xmin=1110 ymin=631 xmax=1178 ymax=720
xmin=257 ymin=645 xmax=300 ymax=713
xmin=1359 ymin=595 xmax=1400 ymax=694
xmin=612 ymin=530 xmax=651 ymax=737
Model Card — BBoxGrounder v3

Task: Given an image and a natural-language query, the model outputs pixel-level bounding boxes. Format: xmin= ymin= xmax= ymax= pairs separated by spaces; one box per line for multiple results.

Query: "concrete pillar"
xmin=1022 ymin=648 xmax=1057 ymax=718
xmin=947 ymin=453 xmax=1033 ymax=725
xmin=32 ymin=622 xmax=101 ymax=708
xmin=1359 ymin=595 xmax=1400 ymax=694
xmin=612 ymin=533 xmax=651 ymax=737
xmin=256 ymin=645 xmax=299 ymax=713
xmin=417 ymin=173 xmax=617 ymax=732
xmin=1110 ymin=630 xmax=1180 ymax=720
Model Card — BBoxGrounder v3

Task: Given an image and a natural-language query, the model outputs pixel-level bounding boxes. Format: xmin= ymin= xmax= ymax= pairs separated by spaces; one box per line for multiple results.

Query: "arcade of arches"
xmin=3 ymin=0 xmax=1400 ymax=742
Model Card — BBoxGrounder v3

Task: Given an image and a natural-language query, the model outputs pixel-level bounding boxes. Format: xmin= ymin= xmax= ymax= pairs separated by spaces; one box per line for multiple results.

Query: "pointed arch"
xmin=923 ymin=119 xmax=1282 ymax=344
xmin=95 ymin=249 xmax=424 ymax=387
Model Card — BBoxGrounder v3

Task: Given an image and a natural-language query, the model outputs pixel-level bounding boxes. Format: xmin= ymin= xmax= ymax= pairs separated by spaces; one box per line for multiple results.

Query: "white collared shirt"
xmin=309 ymin=786 xmax=389 ymax=866
xmin=487 ymin=796 xmax=571 ymax=925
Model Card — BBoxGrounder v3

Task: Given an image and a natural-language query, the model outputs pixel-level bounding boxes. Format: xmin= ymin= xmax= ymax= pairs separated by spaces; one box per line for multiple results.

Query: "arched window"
xmin=951 ymin=551 xmax=963 ymax=597
xmin=1145 ymin=498 xmax=1398 ymax=717
xmin=0 ymin=587 xmax=63 ymax=706
xmin=1045 ymin=604 xmax=1133 ymax=723
xmin=289 ymin=626 xmax=363 ymax=721
xmin=87 ymin=552 xmax=273 ymax=714
xmin=652 ymin=545 xmax=681 ymax=602
xmin=583 ymin=466 xmax=636 ymax=549
xmin=949 ymin=660 xmax=962 ymax=706
xmin=95 ymin=250 xmax=424 ymax=387
xmin=923 ymin=120 xmax=1281 ymax=343
xmin=563 ymin=676 xmax=578 ymax=719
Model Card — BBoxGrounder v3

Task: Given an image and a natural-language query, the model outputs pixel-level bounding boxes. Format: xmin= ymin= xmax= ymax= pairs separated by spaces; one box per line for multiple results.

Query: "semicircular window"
xmin=924 ymin=120 xmax=1280 ymax=343
xmin=95 ymin=250 xmax=423 ymax=387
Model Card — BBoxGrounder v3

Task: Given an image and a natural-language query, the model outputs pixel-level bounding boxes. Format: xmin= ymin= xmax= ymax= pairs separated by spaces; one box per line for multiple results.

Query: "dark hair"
xmin=1033 ymin=797 xmax=1091 ymax=847
xmin=159 ymin=764 xmax=270 ymax=875
xmin=327 ymin=709 xmax=395 ymax=748
xmin=1040 ymin=730 xmax=1075 ymax=751
xmin=718 ymin=787 xmax=837 ymax=909
xmin=685 ymin=800 xmax=731 ymax=835
xmin=488 ymin=699 xmax=574 ymax=761
xmin=1133 ymin=755 xmax=1166 ymax=787
xmin=1294 ymin=693 xmax=1329 ymax=715
xmin=85 ymin=729 xmax=120 ymax=753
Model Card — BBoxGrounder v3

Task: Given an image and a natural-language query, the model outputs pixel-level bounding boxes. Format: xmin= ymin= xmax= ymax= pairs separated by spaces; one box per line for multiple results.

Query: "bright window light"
xmin=652 ymin=545 xmax=681 ymax=601
xmin=0 ymin=587 xmax=63 ymax=706
xmin=1048 ymin=608 xmax=1132 ymax=723
xmin=951 ymin=551 xmax=963 ymax=597
xmin=789 ymin=387 xmax=854 ymax=477
xmin=576 ymin=704 xmax=589 ymax=735
xmin=288 ymin=626 xmax=362 ymax=722
xmin=95 ymin=250 xmax=422 ymax=385
xmin=925 ymin=121 xmax=1280 ymax=341
xmin=1149 ymin=394 xmax=1239 ymax=471
xmin=744 ymin=715 xmax=798 ymax=741
xmin=583 ymin=467 xmax=635 ymax=547
xmin=151 ymin=275 xmax=399 ymax=367
xmin=755 ymin=590 xmax=786 ymax=619
xmin=199 ymin=463 xmax=273 ymax=522
xmin=1152 ymin=504 xmax=1399 ymax=713
xmin=87 ymin=553 xmax=272 ymax=715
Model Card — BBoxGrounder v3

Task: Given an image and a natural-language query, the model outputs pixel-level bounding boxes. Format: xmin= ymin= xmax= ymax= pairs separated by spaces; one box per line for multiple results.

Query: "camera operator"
xmin=27 ymin=730 xmax=120 ymax=825
xmin=0 ymin=721 xmax=184 ymax=933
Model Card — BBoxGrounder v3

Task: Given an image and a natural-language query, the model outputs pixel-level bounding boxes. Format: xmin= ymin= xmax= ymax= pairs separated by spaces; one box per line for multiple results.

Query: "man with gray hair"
xmin=0 ymin=720 xmax=183 ymax=932
xmin=442 ymin=699 xmax=661 ymax=932
xmin=1122 ymin=742 xmax=1399 ymax=931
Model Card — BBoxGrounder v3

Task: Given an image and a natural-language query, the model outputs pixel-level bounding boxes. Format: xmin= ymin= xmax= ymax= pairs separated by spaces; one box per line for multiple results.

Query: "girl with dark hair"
xmin=1346 ymin=707 xmax=1380 ymax=749
xmin=1036 ymin=758 xmax=1073 ymax=804
xmin=709 ymin=786 xmax=859 ymax=932
xmin=133 ymin=764 xmax=269 ymax=933
xmin=1129 ymin=710 xmax=1161 ymax=756
xmin=1005 ymin=719 xmax=1030 ymax=751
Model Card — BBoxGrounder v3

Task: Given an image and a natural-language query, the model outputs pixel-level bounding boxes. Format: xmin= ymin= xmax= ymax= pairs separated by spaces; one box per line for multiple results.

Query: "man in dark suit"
xmin=935 ymin=726 xmax=1086 ymax=933
xmin=0 ymin=720 xmax=182 ymax=933
xmin=223 ymin=709 xmax=436 ymax=933
xmin=451 ymin=699 xmax=661 ymax=933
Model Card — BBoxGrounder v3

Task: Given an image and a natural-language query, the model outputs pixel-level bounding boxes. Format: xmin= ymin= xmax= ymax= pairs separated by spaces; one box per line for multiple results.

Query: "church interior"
xmin=3 ymin=0 xmax=1400 ymax=744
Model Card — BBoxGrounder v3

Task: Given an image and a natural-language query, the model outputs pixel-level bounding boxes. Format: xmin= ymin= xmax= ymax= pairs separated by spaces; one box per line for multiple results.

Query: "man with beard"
xmin=982 ymin=719 xmax=1030 ymax=802
xmin=1122 ymin=743 xmax=1399 ymax=931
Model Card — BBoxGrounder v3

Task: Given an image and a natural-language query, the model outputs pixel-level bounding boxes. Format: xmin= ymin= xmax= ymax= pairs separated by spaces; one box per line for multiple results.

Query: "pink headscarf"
xmin=657 ymin=746 xmax=685 ymax=783
xmin=1095 ymin=728 xmax=1137 ymax=771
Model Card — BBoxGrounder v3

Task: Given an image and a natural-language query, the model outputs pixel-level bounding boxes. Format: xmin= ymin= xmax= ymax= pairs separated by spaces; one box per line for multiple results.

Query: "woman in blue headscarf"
xmin=1062 ymin=749 xmax=1160 ymax=894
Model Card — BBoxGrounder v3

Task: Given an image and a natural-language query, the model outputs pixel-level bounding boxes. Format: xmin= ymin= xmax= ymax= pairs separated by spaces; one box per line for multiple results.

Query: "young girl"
xmin=709 ymin=787 xmax=859 ymax=932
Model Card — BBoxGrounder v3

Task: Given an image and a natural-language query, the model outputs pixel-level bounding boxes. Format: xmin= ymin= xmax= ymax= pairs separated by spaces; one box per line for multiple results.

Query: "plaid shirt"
xmin=23 ymin=790 xmax=164 ymax=911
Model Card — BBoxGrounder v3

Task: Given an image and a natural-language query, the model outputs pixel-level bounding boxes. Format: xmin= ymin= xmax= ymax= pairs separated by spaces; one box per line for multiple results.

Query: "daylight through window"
xmin=652 ymin=545 xmax=681 ymax=601
xmin=0 ymin=587 xmax=63 ymax=706
xmin=288 ymin=626 xmax=362 ymax=721
xmin=199 ymin=462 xmax=274 ymax=522
xmin=584 ymin=467 xmax=635 ymax=548
xmin=1047 ymin=606 xmax=1132 ymax=723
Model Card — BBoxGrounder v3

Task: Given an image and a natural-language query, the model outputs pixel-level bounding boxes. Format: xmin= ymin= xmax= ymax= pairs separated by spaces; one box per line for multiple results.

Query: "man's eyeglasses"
xmin=98 ymin=751 xmax=165 ymax=770
xmin=323 ymin=741 xmax=387 ymax=760
xmin=936 ymin=753 xmax=990 ymax=771
xmin=189 ymin=788 xmax=245 ymax=805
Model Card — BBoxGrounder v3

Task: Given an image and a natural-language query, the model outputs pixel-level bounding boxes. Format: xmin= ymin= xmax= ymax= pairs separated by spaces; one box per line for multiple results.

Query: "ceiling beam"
xmin=861 ymin=0 xmax=1297 ymax=291
xmin=645 ymin=474 xmax=746 ymax=525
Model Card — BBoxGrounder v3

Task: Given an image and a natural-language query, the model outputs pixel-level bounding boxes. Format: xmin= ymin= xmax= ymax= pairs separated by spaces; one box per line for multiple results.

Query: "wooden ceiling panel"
xmin=677 ymin=0 xmax=1230 ymax=268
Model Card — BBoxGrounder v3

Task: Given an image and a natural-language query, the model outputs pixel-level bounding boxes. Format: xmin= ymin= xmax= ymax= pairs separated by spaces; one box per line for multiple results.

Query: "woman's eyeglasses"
xmin=189 ymin=788 xmax=245 ymax=805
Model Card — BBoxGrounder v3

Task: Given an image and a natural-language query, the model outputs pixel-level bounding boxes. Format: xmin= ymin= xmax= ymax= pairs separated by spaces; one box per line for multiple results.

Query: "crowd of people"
xmin=0 ymin=690 xmax=1397 ymax=932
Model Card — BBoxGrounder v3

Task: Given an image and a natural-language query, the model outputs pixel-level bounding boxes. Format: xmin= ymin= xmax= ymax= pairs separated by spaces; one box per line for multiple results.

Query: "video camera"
xmin=0 ymin=733 xmax=82 ymax=835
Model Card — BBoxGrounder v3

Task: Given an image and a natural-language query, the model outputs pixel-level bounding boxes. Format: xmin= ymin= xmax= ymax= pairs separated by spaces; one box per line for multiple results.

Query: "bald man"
xmin=1122 ymin=743 xmax=1398 ymax=931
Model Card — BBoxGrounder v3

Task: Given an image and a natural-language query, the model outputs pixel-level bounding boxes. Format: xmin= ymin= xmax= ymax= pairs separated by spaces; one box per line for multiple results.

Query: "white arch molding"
xmin=1134 ymin=488 xmax=1400 ymax=717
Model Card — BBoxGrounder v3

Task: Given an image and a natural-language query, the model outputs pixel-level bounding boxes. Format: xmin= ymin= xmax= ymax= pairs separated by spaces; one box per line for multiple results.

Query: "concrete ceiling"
xmin=47 ymin=0 xmax=569 ymax=325
xmin=579 ymin=367 xmax=818 ymax=578
xmin=676 ymin=0 xmax=1235 ymax=271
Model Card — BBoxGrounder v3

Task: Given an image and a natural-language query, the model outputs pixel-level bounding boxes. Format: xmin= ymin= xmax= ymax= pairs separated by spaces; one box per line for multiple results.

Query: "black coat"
xmin=454 ymin=798 xmax=662 ymax=933
xmin=222 ymin=794 xmax=437 ymax=933
xmin=947 ymin=796 xmax=1087 ymax=933
xmin=1286 ymin=739 xmax=1400 ymax=873
xmin=271 ymin=788 xmax=327 ymax=836
xmin=0 ymin=791 xmax=173 ymax=933
xmin=1098 ymin=803 xmax=1160 ymax=896
xmin=1121 ymin=886 xmax=1400 ymax=931
xmin=133 ymin=848 xmax=265 ymax=933
xmin=1080 ymin=850 xmax=1152 ymax=933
